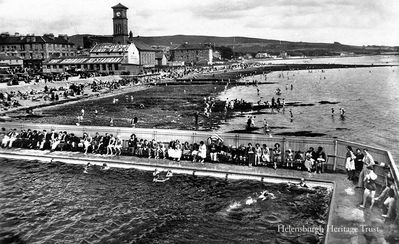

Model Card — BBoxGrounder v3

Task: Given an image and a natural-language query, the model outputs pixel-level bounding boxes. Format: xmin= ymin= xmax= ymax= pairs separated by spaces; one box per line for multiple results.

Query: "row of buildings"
xmin=0 ymin=3 xmax=215 ymax=74
xmin=0 ymin=36 xmax=214 ymax=75
xmin=0 ymin=32 xmax=76 ymax=69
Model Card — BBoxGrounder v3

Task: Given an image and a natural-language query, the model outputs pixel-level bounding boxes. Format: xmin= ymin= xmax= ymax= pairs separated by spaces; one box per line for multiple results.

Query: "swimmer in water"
xmin=299 ymin=178 xmax=308 ymax=188
xmin=258 ymin=190 xmax=276 ymax=201
xmin=339 ymin=108 xmax=345 ymax=120
xmin=166 ymin=170 xmax=173 ymax=178
xmin=245 ymin=197 xmax=256 ymax=205
xmin=289 ymin=109 xmax=293 ymax=122
xmin=101 ymin=163 xmax=110 ymax=171
xmin=258 ymin=190 xmax=269 ymax=201
xmin=153 ymin=169 xmax=172 ymax=182
xmin=83 ymin=162 xmax=91 ymax=174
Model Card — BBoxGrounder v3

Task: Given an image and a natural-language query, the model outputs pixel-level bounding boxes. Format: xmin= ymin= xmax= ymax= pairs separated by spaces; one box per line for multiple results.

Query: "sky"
xmin=0 ymin=0 xmax=398 ymax=46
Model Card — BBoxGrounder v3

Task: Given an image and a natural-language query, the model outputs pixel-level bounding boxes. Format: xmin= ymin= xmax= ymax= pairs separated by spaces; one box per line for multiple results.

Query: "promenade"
xmin=0 ymin=76 xmax=150 ymax=115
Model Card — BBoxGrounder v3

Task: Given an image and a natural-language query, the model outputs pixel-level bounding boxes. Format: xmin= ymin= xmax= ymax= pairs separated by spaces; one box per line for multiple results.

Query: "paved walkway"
xmin=1 ymin=80 xmax=149 ymax=115
xmin=0 ymin=148 xmax=397 ymax=244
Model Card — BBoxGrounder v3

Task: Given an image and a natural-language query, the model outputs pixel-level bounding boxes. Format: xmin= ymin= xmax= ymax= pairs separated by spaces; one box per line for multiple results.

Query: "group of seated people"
xmin=0 ymin=91 xmax=22 ymax=110
xmin=0 ymin=127 xmax=329 ymax=172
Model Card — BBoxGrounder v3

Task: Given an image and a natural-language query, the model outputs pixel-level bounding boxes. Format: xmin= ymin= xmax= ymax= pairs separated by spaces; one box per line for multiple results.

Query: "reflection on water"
xmin=218 ymin=64 xmax=399 ymax=160
xmin=0 ymin=159 xmax=331 ymax=243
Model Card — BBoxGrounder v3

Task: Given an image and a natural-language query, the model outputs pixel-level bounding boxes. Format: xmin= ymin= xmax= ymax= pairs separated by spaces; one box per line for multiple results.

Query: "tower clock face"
xmin=116 ymin=11 xmax=121 ymax=17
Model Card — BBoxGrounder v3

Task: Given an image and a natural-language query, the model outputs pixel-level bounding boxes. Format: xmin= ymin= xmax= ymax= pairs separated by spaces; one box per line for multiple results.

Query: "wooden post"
xmin=192 ymin=132 xmax=197 ymax=144
xmin=281 ymin=138 xmax=286 ymax=163
xmin=333 ymin=140 xmax=338 ymax=172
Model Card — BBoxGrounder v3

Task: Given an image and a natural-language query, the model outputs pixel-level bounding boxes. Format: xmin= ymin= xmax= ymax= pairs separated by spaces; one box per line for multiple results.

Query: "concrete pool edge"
xmin=0 ymin=149 xmax=334 ymax=188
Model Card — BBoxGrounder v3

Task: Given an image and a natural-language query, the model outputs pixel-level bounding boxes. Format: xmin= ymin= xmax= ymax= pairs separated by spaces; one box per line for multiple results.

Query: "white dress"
xmin=345 ymin=151 xmax=355 ymax=170
xmin=198 ymin=144 xmax=207 ymax=159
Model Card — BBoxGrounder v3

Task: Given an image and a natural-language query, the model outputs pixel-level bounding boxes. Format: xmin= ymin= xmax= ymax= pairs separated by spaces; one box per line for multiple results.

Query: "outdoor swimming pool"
xmin=0 ymin=159 xmax=331 ymax=243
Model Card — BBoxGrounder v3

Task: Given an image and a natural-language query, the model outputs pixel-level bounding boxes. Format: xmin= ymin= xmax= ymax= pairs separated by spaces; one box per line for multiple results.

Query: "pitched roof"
xmin=90 ymin=43 xmax=130 ymax=53
xmin=174 ymin=43 xmax=211 ymax=50
xmin=0 ymin=35 xmax=74 ymax=45
xmin=0 ymin=36 xmax=25 ymax=44
xmin=112 ymin=3 xmax=128 ymax=9
xmin=130 ymin=38 xmax=155 ymax=51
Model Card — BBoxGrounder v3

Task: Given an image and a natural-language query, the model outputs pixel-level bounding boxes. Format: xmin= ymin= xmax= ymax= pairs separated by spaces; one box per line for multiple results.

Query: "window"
xmin=114 ymin=64 xmax=119 ymax=70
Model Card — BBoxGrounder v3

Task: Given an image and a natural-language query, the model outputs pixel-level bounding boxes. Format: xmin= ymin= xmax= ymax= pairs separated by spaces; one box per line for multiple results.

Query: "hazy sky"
xmin=0 ymin=0 xmax=398 ymax=46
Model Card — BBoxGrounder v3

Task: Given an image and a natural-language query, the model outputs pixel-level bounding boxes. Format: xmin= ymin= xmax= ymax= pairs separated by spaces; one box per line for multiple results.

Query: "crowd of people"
xmin=0 ymin=77 xmax=134 ymax=112
xmin=0 ymin=127 xmax=331 ymax=172
xmin=343 ymin=145 xmax=395 ymax=219
xmin=0 ymin=91 xmax=22 ymax=110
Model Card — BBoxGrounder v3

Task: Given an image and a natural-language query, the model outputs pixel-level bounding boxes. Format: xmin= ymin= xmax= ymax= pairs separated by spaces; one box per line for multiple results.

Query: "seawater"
xmin=0 ymin=159 xmax=331 ymax=244
xmin=218 ymin=56 xmax=399 ymax=160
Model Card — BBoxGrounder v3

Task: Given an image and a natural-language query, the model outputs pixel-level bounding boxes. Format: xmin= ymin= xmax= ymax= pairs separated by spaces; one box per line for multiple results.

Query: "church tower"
xmin=112 ymin=3 xmax=129 ymax=44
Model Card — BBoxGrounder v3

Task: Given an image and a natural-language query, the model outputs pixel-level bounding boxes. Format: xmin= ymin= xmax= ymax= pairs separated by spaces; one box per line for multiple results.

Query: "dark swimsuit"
xmin=365 ymin=178 xmax=377 ymax=191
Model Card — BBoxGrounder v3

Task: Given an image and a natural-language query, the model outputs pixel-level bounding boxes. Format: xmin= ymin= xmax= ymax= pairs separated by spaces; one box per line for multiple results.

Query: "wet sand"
xmin=11 ymin=84 xmax=231 ymax=131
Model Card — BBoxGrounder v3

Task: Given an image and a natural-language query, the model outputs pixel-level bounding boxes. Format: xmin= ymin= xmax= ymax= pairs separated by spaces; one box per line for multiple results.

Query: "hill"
xmin=70 ymin=34 xmax=399 ymax=56
xmin=134 ymin=35 xmax=399 ymax=56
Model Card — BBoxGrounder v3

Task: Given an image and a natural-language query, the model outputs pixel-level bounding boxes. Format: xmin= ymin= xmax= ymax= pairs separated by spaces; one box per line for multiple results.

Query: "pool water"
xmin=0 ymin=159 xmax=331 ymax=243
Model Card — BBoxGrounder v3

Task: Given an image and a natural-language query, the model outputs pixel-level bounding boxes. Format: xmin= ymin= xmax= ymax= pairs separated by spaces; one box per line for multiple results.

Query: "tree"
xmin=215 ymin=46 xmax=234 ymax=60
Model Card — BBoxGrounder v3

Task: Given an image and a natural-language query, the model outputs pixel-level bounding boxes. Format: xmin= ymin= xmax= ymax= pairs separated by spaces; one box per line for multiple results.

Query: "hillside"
xmin=134 ymin=35 xmax=398 ymax=56
xmin=70 ymin=34 xmax=399 ymax=56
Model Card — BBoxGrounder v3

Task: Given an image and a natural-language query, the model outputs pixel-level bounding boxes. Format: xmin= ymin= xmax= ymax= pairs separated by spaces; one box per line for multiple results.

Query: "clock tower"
xmin=112 ymin=3 xmax=129 ymax=44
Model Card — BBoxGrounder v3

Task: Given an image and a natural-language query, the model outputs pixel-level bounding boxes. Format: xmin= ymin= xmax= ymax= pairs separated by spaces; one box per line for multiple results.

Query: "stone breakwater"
xmin=176 ymin=63 xmax=391 ymax=83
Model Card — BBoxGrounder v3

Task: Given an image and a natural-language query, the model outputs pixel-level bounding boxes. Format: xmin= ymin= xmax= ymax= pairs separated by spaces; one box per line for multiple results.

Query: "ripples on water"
xmin=0 ymin=159 xmax=331 ymax=243
xmin=219 ymin=59 xmax=399 ymax=160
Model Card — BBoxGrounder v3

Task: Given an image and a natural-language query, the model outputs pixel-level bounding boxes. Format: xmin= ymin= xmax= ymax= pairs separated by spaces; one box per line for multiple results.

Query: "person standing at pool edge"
xmin=360 ymin=165 xmax=377 ymax=209
xmin=345 ymin=146 xmax=356 ymax=181
xmin=357 ymin=148 xmax=375 ymax=188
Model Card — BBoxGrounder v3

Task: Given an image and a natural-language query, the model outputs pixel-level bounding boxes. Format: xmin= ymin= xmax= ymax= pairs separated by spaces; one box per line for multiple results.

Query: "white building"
xmin=43 ymin=42 xmax=156 ymax=74
xmin=255 ymin=52 xmax=271 ymax=59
